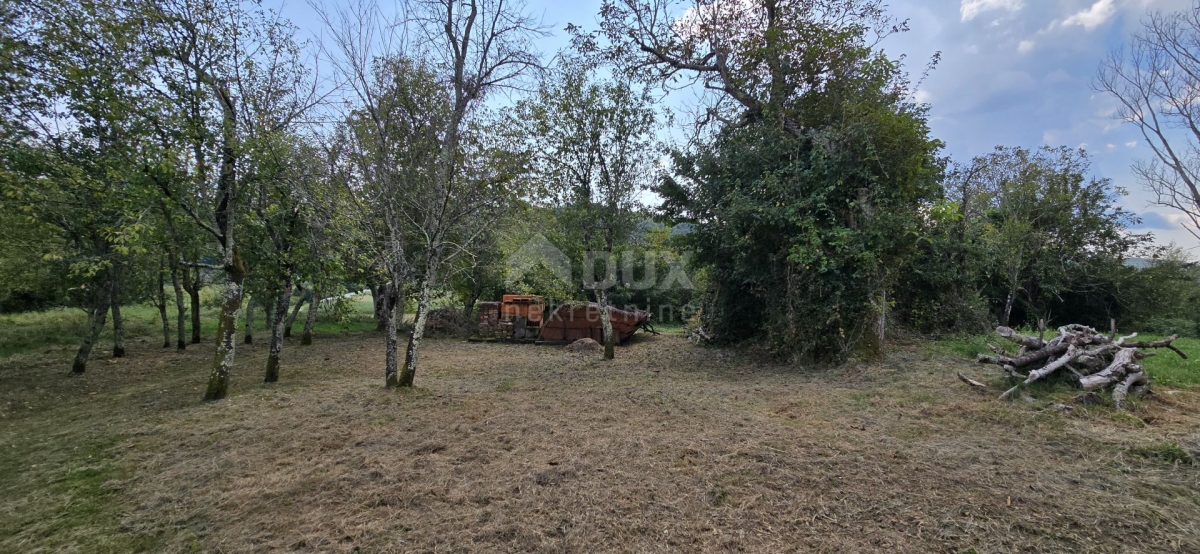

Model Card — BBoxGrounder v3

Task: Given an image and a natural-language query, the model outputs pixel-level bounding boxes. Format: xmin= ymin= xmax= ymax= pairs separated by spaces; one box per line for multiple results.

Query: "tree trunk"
xmin=243 ymin=296 xmax=255 ymax=344
xmin=110 ymin=281 xmax=125 ymax=358
xmin=398 ymin=279 xmax=433 ymax=387
xmin=203 ymin=250 xmax=246 ymax=401
xmin=384 ymin=283 xmax=401 ymax=387
xmin=264 ymin=277 xmax=292 ymax=383
xmin=301 ymin=289 xmax=318 ymax=345
xmin=185 ymin=267 xmax=202 ymax=344
xmin=1000 ymin=290 xmax=1015 ymax=328
xmin=170 ymin=261 xmax=187 ymax=350
xmin=72 ymin=285 xmax=111 ymax=374
xmin=263 ymin=297 xmax=274 ymax=332
xmin=283 ymin=285 xmax=305 ymax=338
xmin=372 ymin=283 xmax=388 ymax=331
xmin=157 ymin=262 xmax=170 ymax=348
xmin=876 ymin=289 xmax=887 ymax=347
xmin=596 ymin=288 xmax=615 ymax=360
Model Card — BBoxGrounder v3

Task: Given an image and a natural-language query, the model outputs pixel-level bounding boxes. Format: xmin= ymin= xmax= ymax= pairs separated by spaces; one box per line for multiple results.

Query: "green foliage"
xmin=660 ymin=50 xmax=942 ymax=362
xmin=896 ymin=146 xmax=1150 ymax=334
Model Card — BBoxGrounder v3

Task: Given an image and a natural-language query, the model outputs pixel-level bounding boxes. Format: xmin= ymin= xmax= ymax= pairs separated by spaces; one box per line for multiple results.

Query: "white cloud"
xmin=914 ymin=90 xmax=933 ymax=103
xmin=1063 ymin=0 xmax=1116 ymax=30
xmin=1018 ymin=40 xmax=1035 ymax=53
xmin=1126 ymin=141 xmax=1138 ymax=148
xmin=1106 ymin=143 xmax=1117 ymax=151
xmin=961 ymin=0 xmax=1023 ymax=22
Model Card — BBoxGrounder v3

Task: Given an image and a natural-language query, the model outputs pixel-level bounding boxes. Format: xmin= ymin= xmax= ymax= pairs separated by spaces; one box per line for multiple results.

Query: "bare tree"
xmin=317 ymin=0 xmax=542 ymax=388
xmin=1098 ymin=6 xmax=1200 ymax=241
xmin=591 ymin=0 xmax=900 ymax=138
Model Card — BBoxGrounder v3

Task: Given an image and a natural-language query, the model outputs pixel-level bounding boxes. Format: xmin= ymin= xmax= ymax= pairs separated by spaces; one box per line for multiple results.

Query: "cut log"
xmin=1008 ymin=343 xmax=1070 ymax=368
xmin=1080 ymin=349 xmax=1138 ymax=390
xmin=1024 ymin=345 xmax=1077 ymax=385
xmin=1124 ymin=335 xmax=1187 ymax=359
xmin=997 ymin=326 xmax=1044 ymax=349
xmin=958 ymin=373 xmax=988 ymax=390
xmin=1112 ymin=371 xmax=1148 ymax=411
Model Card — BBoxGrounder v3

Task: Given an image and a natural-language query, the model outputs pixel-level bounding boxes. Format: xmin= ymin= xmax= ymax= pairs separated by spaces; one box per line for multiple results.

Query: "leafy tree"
xmin=972 ymin=147 xmax=1145 ymax=328
xmin=518 ymin=56 xmax=657 ymax=359
xmin=138 ymin=0 xmax=318 ymax=399
xmin=321 ymin=0 xmax=540 ymax=387
xmin=2 ymin=0 xmax=154 ymax=372
xmin=640 ymin=1 xmax=942 ymax=362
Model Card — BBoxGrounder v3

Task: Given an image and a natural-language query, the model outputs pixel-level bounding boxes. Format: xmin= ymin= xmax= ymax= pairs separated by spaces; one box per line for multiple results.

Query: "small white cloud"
xmin=1126 ymin=141 xmax=1138 ymax=148
xmin=1106 ymin=143 xmax=1117 ymax=152
xmin=1079 ymin=142 xmax=1089 ymax=151
xmin=966 ymin=44 xmax=980 ymax=54
xmin=1018 ymin=40 xmax=1035 ymax=53
xmin=961 ymin=0 xmax=1023 ymax=22
xmin=1063 ymin=0 xmax=1116 ymax=31
xmin=914 ymin=90 xmax=932 ymax=104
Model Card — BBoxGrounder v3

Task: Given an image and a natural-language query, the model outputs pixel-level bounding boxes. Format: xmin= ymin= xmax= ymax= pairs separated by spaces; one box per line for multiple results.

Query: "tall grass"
xmin=0 ymin=293 xmax=380 ymax=359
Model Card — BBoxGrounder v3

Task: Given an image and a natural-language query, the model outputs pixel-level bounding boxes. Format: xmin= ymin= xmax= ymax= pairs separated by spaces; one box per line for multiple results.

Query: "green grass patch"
xmin=0 ymin=436 xmax=161 ymax=552
xmin=0 ymin=291 xmax=381 ymax=359
xmin=1135 ymin=335 xmax=1200 ymax=388
xmin=1128 ymin=442 xmax=1194 ymax=465
xmin=936 ymin=333 xmax=993 ymax=360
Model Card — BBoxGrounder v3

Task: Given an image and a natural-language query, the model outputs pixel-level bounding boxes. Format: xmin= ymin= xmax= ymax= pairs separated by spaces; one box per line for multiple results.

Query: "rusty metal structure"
xmin=475 ymin=295 xmax=650 ymax=344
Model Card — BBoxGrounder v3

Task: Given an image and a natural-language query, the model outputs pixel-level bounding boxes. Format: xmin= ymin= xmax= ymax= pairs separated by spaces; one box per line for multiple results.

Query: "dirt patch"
xmin=565 ymin=338 xmax=602 ymax=354
xmin=2 ymin=333 xmax=1200 ymax=552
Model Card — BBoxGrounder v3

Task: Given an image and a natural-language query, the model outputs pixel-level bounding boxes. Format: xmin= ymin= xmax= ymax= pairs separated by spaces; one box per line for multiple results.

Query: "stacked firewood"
xmin=974 ymin=323 xmax=1187 ymax=410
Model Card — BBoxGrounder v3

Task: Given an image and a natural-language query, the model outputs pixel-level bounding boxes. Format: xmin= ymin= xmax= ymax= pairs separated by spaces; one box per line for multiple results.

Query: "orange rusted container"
xmin=500 ymin=294 xmax=544 ymax=326
xmin=539 ymin=303 xmax=650 ymax=344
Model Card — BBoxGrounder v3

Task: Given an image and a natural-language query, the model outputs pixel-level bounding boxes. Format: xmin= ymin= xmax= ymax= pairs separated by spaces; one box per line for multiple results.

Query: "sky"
xmin=281 ymin=0 xmax=1200 ymax=250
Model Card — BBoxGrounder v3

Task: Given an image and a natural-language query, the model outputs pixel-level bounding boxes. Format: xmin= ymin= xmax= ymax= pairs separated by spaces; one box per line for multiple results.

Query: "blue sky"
xmin=283 ymin=0 xmax=1200 ymax=250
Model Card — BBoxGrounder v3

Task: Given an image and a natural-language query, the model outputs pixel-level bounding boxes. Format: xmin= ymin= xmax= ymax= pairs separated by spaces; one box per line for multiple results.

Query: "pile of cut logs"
xmin=974 ymin=323 xmax=1187 ymax=410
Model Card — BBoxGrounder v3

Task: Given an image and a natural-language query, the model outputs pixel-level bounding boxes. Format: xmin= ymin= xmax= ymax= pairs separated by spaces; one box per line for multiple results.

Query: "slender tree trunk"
xmin=157 ymin=262 xmax=170 ymax=348
xmin=1001 ymin=289 xmax=1016 ymax=328
xmin=596 ymin=288 xmax=615 ymax=360
xmin=185 ymin=267 xmax=202 ymax=344
xmin=170 ymin=262 xmax=187 ymax=350
xmin=203 ymin=249 xmax=246 ymax=401
xmin=877 ymin=289 xmax=887 ymax=346
xmin=243 ymin=296 xmax=255 ymax=344
xmin=72 ymin=285 xmax=111 ymax=374
xmin=283 ymin=285 xmax=305 ymax=338
xmin=371 ymin=283 xmax=388 ymax=331
xmin=264 ymin=277 xmax=292 ymax=383
xmin=399 ymin=278 xmax=434 ymax=387
xmin=384 ymin=283 xmax=401 ymax=387
xmin=263 ymin=300 xmax=273 ymax=333
xmin=301 ymin=289 xmax=318 ymax=345
xmin=111 ymin=280 xmax=125 ymax=358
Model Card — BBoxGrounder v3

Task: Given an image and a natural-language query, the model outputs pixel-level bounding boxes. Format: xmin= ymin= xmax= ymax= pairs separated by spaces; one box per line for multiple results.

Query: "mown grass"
xmin=0 ymin=291 xmax=380 ymax=359
xmin=0 ymin=432 xmax=161 ymax=552
xmin=938 ymin=331 xmax=1200 ymax=388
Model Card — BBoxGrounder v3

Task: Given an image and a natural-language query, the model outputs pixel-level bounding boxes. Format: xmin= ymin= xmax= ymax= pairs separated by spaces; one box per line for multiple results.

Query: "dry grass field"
xmin=3 ymin=330 xmax=1200 ymax=553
